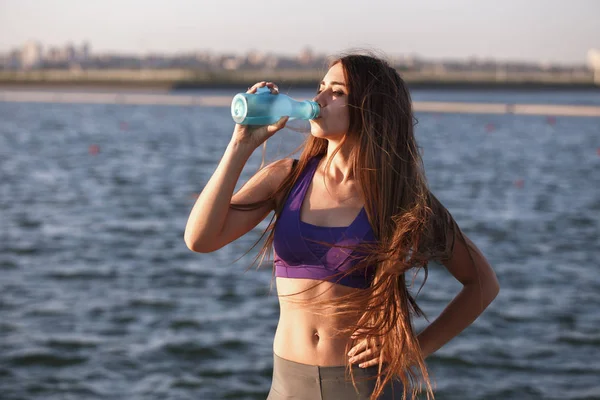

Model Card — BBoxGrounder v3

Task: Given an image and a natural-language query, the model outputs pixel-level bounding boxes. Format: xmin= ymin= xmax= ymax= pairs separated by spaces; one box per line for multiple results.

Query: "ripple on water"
xmin=162 ymin=340 xmax=222 ymax=361
xmin=23 ymin=381 xmax=101 ymax=399
xmin=0 ymin=257 xmax=18 ymax=269
xmin=128 ymin=297 xmax=177 ymax=310
xmin=487 ymin=385 xmax=545 ymax=400
xmin=6 ymin=348 xmax=88 ymax=368
xmin=428 ymin=353 xmax=476 ymax=368
xmin=46 ymin=267 xmax=118 ymax=281
xmin=557 ymin=332 xmax=600 ymax=346
xmin=5 ymin=244 xmax=39 ymax=256
xmin=168 ymin=319 xmax=202 ymax=331
xmin=170 ymin=374 xmax=205 ymax=388
xmin=43 ymin=335 xmax=103 ymax=350
xmin=0 ymin=366 xmax=14 ymax=379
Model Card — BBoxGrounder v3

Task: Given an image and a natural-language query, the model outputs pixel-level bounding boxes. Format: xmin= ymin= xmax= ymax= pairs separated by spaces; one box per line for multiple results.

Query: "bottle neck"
xmin=306 ymin=100 xmax=320 ymax=120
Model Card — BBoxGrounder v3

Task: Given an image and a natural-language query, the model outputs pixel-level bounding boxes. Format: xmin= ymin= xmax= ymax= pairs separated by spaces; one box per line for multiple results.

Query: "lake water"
xmin=1 ymin=88 xmax=599 ymax=400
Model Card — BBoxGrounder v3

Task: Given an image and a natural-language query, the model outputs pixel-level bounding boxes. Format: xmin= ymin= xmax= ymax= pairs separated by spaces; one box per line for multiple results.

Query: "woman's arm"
xmin=184 ymin=81 xmax=289 ymax=253
xmin=184 ymin=140 xmax=253 ymax=252
xmin=348 ymin=228 xmax=499 ymax=367
xmin=417 ymin=229 xmax=500 ymax=358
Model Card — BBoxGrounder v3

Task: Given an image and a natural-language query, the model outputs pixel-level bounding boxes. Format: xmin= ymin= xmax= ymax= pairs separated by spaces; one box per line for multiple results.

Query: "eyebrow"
xmin=320 ymin=80 xmax=347 ymax=87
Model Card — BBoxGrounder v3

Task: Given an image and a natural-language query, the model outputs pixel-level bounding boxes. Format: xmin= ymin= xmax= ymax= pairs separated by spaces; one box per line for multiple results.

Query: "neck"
xmin=320 ymin=139 xmax=355 ymax=184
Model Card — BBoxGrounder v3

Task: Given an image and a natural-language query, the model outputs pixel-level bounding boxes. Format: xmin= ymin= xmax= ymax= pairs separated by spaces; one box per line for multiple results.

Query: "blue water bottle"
xmin=231 ymin=87 xmax=320 ymax=125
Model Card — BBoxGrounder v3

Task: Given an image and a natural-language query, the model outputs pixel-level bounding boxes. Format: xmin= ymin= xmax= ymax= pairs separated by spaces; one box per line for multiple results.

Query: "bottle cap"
xmin=231 ymin=94 xmax=248 ymax=124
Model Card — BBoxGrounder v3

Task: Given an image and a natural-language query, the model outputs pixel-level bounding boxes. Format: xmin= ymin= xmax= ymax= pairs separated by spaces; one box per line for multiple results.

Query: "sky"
xmin=0 ymin=0 xmax=598 ymax=64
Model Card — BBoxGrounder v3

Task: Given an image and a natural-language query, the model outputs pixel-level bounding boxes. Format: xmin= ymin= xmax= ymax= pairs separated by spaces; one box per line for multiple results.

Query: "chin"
xmin=309 ymin=123 xmax=345 ymax=139
xmin=309 ymin=126 xmax=327 ymax=138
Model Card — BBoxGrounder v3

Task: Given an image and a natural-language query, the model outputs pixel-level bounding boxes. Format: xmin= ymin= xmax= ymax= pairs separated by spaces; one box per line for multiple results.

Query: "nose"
xmin=313 ymin=90 xmax=325 ymax=107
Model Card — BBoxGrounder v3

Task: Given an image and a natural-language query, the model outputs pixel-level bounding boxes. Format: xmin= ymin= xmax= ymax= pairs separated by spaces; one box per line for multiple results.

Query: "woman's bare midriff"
xmin=273 ymin=276 xmax=364 ymax=367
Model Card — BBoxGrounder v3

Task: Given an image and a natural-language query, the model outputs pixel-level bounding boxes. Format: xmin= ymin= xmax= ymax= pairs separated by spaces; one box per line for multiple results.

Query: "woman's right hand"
xmin=230 ymin=81 xmax=289 ymax=149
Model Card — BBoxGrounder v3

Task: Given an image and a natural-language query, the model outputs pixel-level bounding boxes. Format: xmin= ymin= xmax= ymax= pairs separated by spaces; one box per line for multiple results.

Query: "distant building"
xmin=588 ymin=49 xmax=600 ymax=84
xmin=21 ymin=40 xmax=43 ymax=69
xmin=587 ymin=49 xmax=600 ymax=85
xmin=80 ymin=42 xmax=91 ymax=61
xmin=587 ymin=49 xmax=600 ymax=68
xmin=46 ymin=46 xmax=63 ymax=62
xmin=65 ymin=43 xmax=76 ymax=63
xmin=222 ymin=56 xmax=244 ymax=70
xmin=247 ymin=50 xmax=266 ymax=66
xmin=264 ymin=55 xmax=279 ymax=70
xmin=297 ymin=47 xmax=314 ymax=65
xmin=0 ymin=50 xmax=21 ymax=69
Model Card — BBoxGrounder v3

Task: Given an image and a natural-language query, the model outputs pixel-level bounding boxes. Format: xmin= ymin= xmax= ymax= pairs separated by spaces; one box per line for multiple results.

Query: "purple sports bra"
xmin=273 ymin=155 xmax=377 ymax=289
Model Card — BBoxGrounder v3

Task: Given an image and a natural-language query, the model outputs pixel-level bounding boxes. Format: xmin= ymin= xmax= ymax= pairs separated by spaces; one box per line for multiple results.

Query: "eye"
xmin=315 ymin=88 xmax=345 ymax=96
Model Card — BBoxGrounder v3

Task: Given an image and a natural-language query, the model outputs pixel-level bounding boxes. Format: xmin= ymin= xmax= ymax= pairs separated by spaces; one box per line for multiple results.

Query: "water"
xmin=1 ymin=89 xmax=599 ymax=400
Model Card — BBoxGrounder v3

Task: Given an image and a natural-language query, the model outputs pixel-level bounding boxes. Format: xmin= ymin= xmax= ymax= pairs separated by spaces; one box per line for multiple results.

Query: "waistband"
xmin=273 ymin=352 xmax=384 ymax=381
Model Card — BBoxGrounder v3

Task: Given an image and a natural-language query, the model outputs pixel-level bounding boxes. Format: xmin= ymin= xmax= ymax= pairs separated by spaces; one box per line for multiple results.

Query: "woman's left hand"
xmin=347 ymin=331 xmax=384 ymax=368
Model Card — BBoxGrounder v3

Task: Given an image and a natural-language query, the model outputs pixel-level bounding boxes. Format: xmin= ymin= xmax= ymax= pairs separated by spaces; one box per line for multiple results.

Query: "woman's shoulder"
xmin=270 ymin=157 xmax=297 ymax=174
xmin=266 ymin=154 xmax=320 ymax=183
xmin=257 ymin=158 xmax=297 ymax=190
xmin=261 ymin=158 xmax=298 ymax=210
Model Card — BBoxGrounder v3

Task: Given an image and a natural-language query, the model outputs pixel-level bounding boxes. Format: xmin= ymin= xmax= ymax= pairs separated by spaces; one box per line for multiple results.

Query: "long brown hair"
xmin=231 ymin=51 xmax=473 ymax=399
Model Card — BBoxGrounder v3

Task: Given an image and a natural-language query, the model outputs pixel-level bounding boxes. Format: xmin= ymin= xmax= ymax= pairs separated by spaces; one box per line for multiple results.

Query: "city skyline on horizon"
xmin=6 ymin=39 xmax=599 ymax=68
xmin=1 ymin=0 xmax=599 ymax=65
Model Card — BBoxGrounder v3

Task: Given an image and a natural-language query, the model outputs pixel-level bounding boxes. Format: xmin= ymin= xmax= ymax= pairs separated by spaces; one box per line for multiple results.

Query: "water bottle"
xmin=231 ymin=86 xmax=320 ymax=125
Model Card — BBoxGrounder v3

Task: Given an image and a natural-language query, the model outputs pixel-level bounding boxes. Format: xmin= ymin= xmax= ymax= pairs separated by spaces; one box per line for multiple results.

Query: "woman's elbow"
xmin=484 ymin=272 xmax=500 ymax=305
xmin=184 ymin=233 xmax=214 ymax=253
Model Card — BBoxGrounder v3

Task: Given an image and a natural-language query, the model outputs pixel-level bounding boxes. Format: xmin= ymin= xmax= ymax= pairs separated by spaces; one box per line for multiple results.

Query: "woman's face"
xmin=309 ymin=62 xmax=350 ymax=139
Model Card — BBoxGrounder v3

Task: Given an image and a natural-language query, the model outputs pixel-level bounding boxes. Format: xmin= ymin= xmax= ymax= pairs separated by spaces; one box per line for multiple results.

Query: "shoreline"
xmin=2 ymin=89 xmax=600 ymax=117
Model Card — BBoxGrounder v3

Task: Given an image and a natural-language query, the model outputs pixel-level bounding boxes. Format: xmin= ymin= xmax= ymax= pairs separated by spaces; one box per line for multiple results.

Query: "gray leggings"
xmin=267 ymin=352 xmax=404 ymax=400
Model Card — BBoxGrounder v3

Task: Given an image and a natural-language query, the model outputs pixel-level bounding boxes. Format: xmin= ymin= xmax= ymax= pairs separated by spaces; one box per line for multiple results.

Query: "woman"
xmin=184 ymin=53 xmax=500 ymax=400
